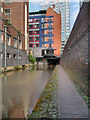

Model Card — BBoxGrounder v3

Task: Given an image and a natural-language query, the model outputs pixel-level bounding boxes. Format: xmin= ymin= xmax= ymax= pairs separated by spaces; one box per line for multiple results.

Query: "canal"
xmin=1 ymin=65 xmax=55 ymax=118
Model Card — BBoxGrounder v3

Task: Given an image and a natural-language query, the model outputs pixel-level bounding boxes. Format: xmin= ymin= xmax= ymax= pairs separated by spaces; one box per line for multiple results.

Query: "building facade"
xmin=0 ymin=1 xmax=29 ymax=51
xmin=79 ymin=0 xmax=84 ymax=8
xmin=29 ymin=7 xmax=61 ymax=56
xmin=41 ymin=0 xmax=70 ymax=54
xmin=0 ymin=1 xmax=29 ymax=68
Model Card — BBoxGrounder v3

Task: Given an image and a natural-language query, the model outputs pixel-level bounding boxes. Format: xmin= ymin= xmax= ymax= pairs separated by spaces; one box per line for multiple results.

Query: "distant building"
xmin=0 ymin=1 xmax=29 ymax=68
xmin=79 ymin=0 xmax=84 ymax=8
xmin=29 ymin=6 xmax=61 ymax=57
xmin=41 ymin=0 xmax=70 ymax=54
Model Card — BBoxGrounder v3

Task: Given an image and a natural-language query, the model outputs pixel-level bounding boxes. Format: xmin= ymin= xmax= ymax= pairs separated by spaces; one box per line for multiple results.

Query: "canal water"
xmin=1 ymin=65 xmax=55 ymax=118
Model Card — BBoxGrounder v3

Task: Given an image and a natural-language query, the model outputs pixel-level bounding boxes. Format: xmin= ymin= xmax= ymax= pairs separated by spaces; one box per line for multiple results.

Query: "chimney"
xmin=53 ymin=5 xmax=55 ymax=9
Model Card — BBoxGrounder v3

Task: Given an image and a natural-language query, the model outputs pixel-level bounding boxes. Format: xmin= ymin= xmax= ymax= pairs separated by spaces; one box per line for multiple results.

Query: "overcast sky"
xmin=29 ymin=1 xmax=79 ymax=31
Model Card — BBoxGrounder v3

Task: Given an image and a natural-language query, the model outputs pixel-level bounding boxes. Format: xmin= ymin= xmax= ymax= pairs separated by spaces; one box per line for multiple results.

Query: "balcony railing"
xmin=48 ymin=25 xmax=53 ymax=28
xmin=47 ymin=32 xmax=53 ymax=34
xmin=47 ymin=19 xmax=53 ymax=22
xmin=48 ymin=39 xmax=52 ymax=41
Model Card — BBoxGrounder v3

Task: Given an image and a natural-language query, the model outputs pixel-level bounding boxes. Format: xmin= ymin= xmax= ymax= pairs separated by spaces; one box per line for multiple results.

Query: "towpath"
xmin=58 ymin=65 xmax=88 ymax=118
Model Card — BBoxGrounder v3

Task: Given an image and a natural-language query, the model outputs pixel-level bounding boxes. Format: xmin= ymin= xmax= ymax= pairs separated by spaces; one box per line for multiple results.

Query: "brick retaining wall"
xmin=61 ymin=2 xmax=90 ymax=95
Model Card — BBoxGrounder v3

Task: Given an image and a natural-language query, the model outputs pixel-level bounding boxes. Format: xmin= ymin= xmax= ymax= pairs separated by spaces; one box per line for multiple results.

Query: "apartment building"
xmin=29 ymin=6 xmax=61 ymax=57
xmin=0 ymin=1 xmax=29 ymax=68
xmin=41 ymin=0 xmax=70 ymax=54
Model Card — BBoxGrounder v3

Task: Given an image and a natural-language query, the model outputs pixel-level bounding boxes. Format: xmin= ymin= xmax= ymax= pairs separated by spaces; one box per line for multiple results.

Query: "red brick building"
xmin=29 ymin=6 xmax=61 ymax=57
xmin=0 ymin=1 xmax=29 ymax=51
xmin=0 ymin=1 xmax=29 ymax=68
xmin=45 ymin=6 xmax=61 ymax=56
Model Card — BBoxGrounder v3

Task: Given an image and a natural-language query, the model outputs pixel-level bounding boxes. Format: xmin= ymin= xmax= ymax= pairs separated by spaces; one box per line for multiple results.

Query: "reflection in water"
xmin=2 ymin=65 xmax=55 ymax=118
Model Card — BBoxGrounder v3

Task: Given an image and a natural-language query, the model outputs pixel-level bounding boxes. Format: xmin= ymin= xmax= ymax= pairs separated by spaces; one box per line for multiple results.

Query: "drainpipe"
xmin=4 ymin=24 xmax=7 ymax=68
xmin=17 ymin=35 xmax=19 ymax=66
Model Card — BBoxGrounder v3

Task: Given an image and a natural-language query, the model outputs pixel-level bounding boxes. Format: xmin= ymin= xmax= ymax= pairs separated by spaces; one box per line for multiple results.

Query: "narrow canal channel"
xmin=2 ymin=65 xmax=55 ymax=118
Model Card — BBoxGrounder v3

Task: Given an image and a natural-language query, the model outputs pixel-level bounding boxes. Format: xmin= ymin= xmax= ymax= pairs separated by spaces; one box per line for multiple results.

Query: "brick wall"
xmin=1 ymin=44 xmax=29 ymax=67
xmin=61 ymin=2 xmax=90 ymax=95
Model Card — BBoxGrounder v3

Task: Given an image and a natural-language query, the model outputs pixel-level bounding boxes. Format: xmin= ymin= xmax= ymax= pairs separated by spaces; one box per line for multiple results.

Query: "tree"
xmin=28 ymin=55 xmax=36 ymax=64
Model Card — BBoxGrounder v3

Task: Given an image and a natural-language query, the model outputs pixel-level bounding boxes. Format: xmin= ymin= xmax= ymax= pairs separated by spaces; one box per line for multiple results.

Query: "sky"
xmin=29 ymin=1 xmax=79 ymax=31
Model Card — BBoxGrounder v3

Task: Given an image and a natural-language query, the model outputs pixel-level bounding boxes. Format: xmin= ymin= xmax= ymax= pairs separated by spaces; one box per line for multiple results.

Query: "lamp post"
xmin=4 ymin=24 xmax=7 ymax=68
xmin=17 ymin=34 xmax=19 ymax=66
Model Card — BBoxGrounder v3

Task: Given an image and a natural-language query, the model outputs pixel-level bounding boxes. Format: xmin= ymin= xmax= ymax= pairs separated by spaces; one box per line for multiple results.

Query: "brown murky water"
xmin=2 ymin=65 xmax=55 ymax=118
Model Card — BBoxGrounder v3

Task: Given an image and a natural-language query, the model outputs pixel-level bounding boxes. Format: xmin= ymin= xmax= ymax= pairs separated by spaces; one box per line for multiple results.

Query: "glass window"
xmin=0 ymin=31 xmax=3 ymax=43
xmin=34 ymin=31 xmax=39 ymax=34
xmin=13 ymin=38 xmax=17 ymax=48
xmin=5 ymin=19 xmax=11 ymax=24
xmin=34 ymin=24 xmax=39 ymax=28
xmin=29 ymin=31 xmax=33 ymax=34
xmin=19 ymin=55 xmax=21 ymax=60
xmin=35 ymin=37 xmax=39 ymax=41
xmin=29 ymin=19 xmax=33 ymax=22
xmin=34 ymin=18 xmax=39 ymax=22
xmin=0 ymin=53 xmax=3 ymax=58
xmin=7 ymin=53 xmax=11 ymax=58
xmin=7 ymin=35 xmax=11 ymax=46
xmin=13 ymin=54 xmax=16 ymax=59
xmin=0 ymin=7 xmax=3 ymax=13
xmin=29 ymin=38 xmax=33 ymax=41
xmin=36 ymin=44 xmax=39 ymax=47
xmin=5 ymin=0 xmax=11 ymax=4
xmin=29 ymin=25 xmax=33 ymax=28
xmin=5 ymin=8 xmax=11 ymax=15
xmin=29 ymin=44 xmax=33 ymax=47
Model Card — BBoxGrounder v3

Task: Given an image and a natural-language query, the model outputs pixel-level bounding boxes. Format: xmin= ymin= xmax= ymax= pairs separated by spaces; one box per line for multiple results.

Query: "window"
xmin=7 ymin=53 xmax=11 ymax=58
xmin=34 ymin=31 xmax=39 ymax=34
xmin=29 ymin=38 xmax=33 ymax=41
xmin=13 ymin=38 xmax=17 ymax=48
xmin=7 ymin=35 xmax=11 ymax=46
xmin=29 ymin=19 xmax=33 ymax=22
xmin=29 ymin=31 xmax=33 ymax=34
xmin=0 ymin=53 xmax=3 ymax=58
xmin=19 ymin=41 xmax=22 ymax=49
xmin=34 ymin=18 xmax=39 ymax=22
xmin=35 ymin=37 xmax=39 ymax=41
xmin=61 ymin=47 xmax=64 ymax=49
xmin=29 ymin=25 xmax=33 ymax=28
xmin=62 ymin=41 xmax=65 ymax=43
xmin=42 ymin=24 xmax=45 ymax=28
xmin=5 ymin=9 xmax=11 ymax=15
xmin=0 ymin=32 xmax=3 ymax=43
xmin=5 ymin=19 xmax=11 ymax=24
xmin=19 ymin=55 xmax=21 ymax=59
xmin=0 ymin=7 xmax=3 ymax=13
xmin=5 ymin=0 xmax=11 ymax=4
xmin=36 ymin=44 xmax=39 ymax=47
xmin=29 ymin=44 xmax=33 ymax=47
xmin=42 ymin=50 xmax=44 ymax=56
xmin=42 ymin=18 xmax=45 ymax=22
xmin=62 ymin=44 xmax=65 ymax=46
xmin=13 ymin=54 xmax=16 ymax=59
xmin=34 ymin=24 xmax=39 ymax=28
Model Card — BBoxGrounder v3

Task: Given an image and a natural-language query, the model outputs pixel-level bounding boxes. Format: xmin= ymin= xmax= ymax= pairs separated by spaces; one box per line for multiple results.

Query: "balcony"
xmin=42 ymin=19 xmax=53 ymax=24
xmin=47 ymin=19 xmax=53 ymax=22
xmin=47 ymin=32 xmax=53 ymax=34
xmin=48 ymin=39 xmax=53 ymax=41
xmin=47 ymin=25 xmax=53 ymax=28
xmin=42 ymin=34 xmax=54 ymax=37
